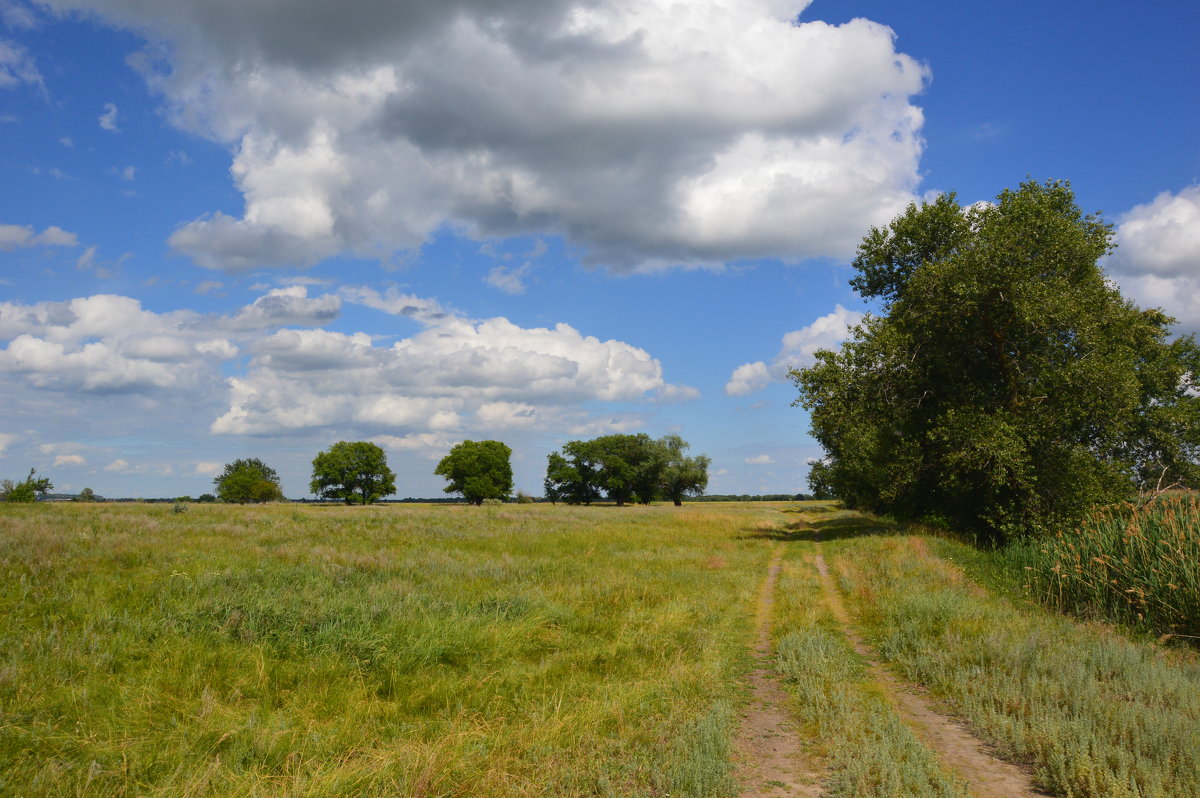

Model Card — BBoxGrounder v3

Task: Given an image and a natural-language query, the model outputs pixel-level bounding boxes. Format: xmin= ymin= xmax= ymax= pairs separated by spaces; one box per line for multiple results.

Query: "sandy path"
xmin=733 ymin=543 xmax=825 ymax=797
xmin=813 ymin=551 xmax=1048 ymax=798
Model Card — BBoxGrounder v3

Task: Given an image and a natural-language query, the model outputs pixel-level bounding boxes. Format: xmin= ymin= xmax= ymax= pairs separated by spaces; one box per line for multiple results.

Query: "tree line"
xmin=209 ymin=435 xmax=710 ymax=506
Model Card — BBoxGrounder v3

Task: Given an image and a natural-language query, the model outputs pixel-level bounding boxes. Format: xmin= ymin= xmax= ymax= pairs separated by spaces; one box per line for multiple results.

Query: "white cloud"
xmin=0 ymin=38 xmax=42 ymax=91
xmin=193 ymin=279 xmax=223 ymax=295
xmin=46 ymin=0 xmax=927 ymax=272
xmin=226 ymin=285 xmax=341 ymax=329
xmin=725 ymin=304 xmax=864 ymax=395
xmin=0 ymin=432 xmax=16 ymax=453
xmin=1110 ymin=186 xmax=1200 ymax=330
xmin=111 ymin=165 xmax=137 ymax=181
xmin=193 ymin=461 xmax=221 ymax=475
xmin=103 ymin=458 xmax=129 ymax=472
xmin=98 ymin=102 xmax=119 ymax=131
xmin=53 ymin=454 xmax=86 ymax=466
xmin=745 ymin=454 xmax=773 ymax=465
xmin=485 ymin=263 xmax=532 ymax=295
xmin=0 ymin=223 xmax=79 ymax=249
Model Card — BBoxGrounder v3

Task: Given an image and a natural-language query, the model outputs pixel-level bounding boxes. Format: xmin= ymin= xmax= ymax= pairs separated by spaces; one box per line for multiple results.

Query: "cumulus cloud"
xmin=212 ymin=306 xmax=680 ymax=435
xmin=103 ymin=458 xmax=129 ymax=472
xmin=193 ymin=461 xmax=221 ymax=475
xmin=0 ymin=432 xmax=16 ymax=453
xmin=98 ymin=101 xmax=119 ymax=130
xmin=725 ymin=304 xmax=863 ymax=395
xmin=745 ymin=454 xmax=773 ymax=465
xmin=0 ymin=223 xmax=79 ymax=249
xmin=225 ymin=285 xmax=341 ymax=329
xmin=1109 ymin=186 xmax=1200 ymax=330
xmin=53 ymin=453 xmax=86 ymax=466
xmin=44 ymin=0 xmax=927 ymax=272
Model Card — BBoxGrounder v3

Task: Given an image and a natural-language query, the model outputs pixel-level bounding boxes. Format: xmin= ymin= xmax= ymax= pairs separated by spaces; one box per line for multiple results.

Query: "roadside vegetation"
xmin=820 ymin=516 xmax=1200 ymax=798
xmin=1004 ymin=492 xmax=1200 ymax=639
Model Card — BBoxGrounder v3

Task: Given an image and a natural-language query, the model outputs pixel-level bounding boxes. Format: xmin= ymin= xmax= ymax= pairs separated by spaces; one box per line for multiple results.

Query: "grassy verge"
xmin=770 ymin=531 xmax=967 ymax=797
xmin=0 ymin=501 xmax=776 ymax=797
xmin=826 ymin=530 xmax=1200 ymax=798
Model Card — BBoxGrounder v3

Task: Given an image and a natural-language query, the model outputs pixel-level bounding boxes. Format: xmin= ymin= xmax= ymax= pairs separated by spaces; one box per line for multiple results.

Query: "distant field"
xmin=3 ymin=501 xmax=1198 ymax=797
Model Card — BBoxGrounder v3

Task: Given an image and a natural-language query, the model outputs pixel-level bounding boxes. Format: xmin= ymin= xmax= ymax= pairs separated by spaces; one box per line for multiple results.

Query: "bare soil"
xmin=813 ymin=552 xmax=1050 ymax=798
xmin=733 ymin=543 xmax=825 ymax=797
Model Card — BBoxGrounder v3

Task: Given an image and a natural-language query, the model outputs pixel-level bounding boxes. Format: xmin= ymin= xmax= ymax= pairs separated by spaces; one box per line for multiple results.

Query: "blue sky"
xmin=2 ymin=0 xmax=1198 ymax=499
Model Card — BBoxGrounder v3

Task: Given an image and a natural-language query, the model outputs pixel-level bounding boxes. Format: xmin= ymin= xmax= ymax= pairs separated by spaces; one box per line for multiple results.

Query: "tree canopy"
xmin=2 ymin=468 xmax=53 ymax=503
xmin=435 ymin=440 xmax=513 ymax=505
xmin=310 ymin=441 xmax=396 ymax=505
xmin=545 ymin=433 xmax=710 ymax=505
xmin=214 ymin=458 xmax=284 ymax=504
xmin=795 ymin=179 xmax=1200 ymax=542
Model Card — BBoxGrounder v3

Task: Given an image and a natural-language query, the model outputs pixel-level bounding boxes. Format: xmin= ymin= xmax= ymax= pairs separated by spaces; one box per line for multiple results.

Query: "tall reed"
xmin=1009 ymin=492 xmax=1200 ymax=638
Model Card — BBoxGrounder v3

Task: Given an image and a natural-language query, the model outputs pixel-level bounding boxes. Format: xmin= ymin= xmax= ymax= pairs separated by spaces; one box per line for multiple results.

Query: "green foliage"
xmin=1007 ymin=492 xmax=1200 ymax=637
xmin=2 ymin=468 xmax=52 ymax=503
xmin=795 ymin=179 xmax=1200 ymax=542
xmin=545 ymin=434 xmax=710 ymax=506
xmin=310 ymin=441 xmax=396 ymax=504
xmin=659 ymin=434 xmax=710 ymax=506
xmin=196 ymin=493 xmax=216 ymax=503
xmin=73 ymin=487 xmax=99 ymax=503
xmin=213 ymin=458 xmax=284 ymax=504
xmin=434 ymin=440 xmax=513 ymax=505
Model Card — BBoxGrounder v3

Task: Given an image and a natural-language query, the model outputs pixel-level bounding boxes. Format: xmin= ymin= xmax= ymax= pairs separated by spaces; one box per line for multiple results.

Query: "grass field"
xmin=3 ymin=501 xmax=1198 ymax=797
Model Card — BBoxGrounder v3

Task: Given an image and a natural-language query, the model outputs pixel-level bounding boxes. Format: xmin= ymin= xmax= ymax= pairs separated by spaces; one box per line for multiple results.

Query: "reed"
xmin=1008 ymin=492 xmax=1200 ymax=638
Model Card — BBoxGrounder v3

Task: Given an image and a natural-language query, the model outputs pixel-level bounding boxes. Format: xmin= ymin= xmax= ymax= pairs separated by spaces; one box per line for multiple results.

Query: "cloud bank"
xmin=725 ymin=304 xmax=863 ymax=395
xmin=1110 ymin=185 xmax=1200 ymax=330
xmin=41 ymin=0 xmax=928 ymax=272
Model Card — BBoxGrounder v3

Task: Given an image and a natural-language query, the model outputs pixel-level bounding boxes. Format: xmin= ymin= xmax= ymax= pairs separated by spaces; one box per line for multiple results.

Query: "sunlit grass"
xmin=829 ymin=532 xmax=1200 ymax=798
xmin=0 ymin=501 xmax=778 ymax=797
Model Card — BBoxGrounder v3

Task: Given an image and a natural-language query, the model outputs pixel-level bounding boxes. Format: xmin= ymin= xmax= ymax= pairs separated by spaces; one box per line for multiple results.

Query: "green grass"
xmin=826 ymin=531 xmax=1200 ymax=798
xmin=1003 ymin=492 xmax=1200 ymax=639
xmin=0 ymin=501 xmax=777 ymax=797
xmin=771 ymin=553 xmax=967 ymax=798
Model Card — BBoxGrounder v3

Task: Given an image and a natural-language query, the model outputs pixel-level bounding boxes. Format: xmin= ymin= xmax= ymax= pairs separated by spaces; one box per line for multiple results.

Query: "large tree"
xmin=658 ymin=434 xmax=711 ymax=506
xmin=435 ymin=440 xmax=513 ymax=505
xmin=795 ymin=179 xmax=1200 ymax=542
xmin=214 ymin=458 xmax=284 ymax=504
xmin=310 ymin=441 xmax=397 ymax=504
xmin=2 ymin=468 xmax=53 ymax=503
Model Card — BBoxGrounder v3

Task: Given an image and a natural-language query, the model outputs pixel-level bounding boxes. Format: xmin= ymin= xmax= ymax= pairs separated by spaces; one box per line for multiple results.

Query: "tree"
xmin=310 ymin=441 xmax=396 ymax=504
xmin=73 ymin=487 xmax=98 ymax=502
xmin=214 ymin=458 xmax=284 ymax=504
xmin=2 ymin=468 xmax=52 ymax=503
xmin=435 ymin=440 xmax=514 ymax=505
xmin=658 ymin=434 xmax=710 ymax=506
xmin=544 ymin=445 xmax=602 ymax=505
xmin=795 ymin=179 xmax=1200 ymax=542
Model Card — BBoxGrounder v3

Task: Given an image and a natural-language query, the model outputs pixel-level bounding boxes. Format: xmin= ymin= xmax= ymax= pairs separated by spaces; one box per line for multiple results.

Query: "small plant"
xmin=173 ymin=500 xmax=189 ymax=514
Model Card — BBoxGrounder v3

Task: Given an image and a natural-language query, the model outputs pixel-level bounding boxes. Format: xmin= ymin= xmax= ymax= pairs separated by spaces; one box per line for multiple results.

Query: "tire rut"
xmin=813 ymin=551 xmax=1049 ymax=798
xmin=734 ymin=543 xmax=825 ymax=797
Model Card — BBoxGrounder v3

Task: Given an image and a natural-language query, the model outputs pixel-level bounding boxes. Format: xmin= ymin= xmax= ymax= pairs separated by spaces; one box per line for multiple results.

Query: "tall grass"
xmin=0 ymin=501 xmax=774 ymax=796
xmin=1007 ymin=492 xmax=1200 ymax=638
xmin=832 ymin=533 xmax=1200 ymax=798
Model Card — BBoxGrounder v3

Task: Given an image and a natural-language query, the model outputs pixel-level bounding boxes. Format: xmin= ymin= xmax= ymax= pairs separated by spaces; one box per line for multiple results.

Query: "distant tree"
xmin=196 ymin=493 xmax=217 ymax=503
xmin=214 ymin=458 xmax=284 ymax=504
xmin=73 ymin=487 xmax=98 ymax=503
xmin=310 ymin=441 xmax=396 ymax=504
xmin=544 ymin=444 xmax=602 ymax=505
xmin=589 ymin=433 xmax=665 ymax=506
xmin=2 ymin=468 xmax=53 ymax=503
xmin=435 ymin=440 xmax=513 ymax=505
xmin=658 ymin=434 xmax=710 ymax=506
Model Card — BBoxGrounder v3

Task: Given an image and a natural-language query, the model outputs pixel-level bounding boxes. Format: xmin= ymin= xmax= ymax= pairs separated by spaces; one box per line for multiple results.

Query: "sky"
xmin=1 ymin=0 xmax=1198 ymax=500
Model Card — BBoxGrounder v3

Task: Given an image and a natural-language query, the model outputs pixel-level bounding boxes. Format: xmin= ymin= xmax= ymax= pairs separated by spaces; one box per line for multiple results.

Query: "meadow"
xmin=3 ymin=501 xmax=1199 ymax=797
